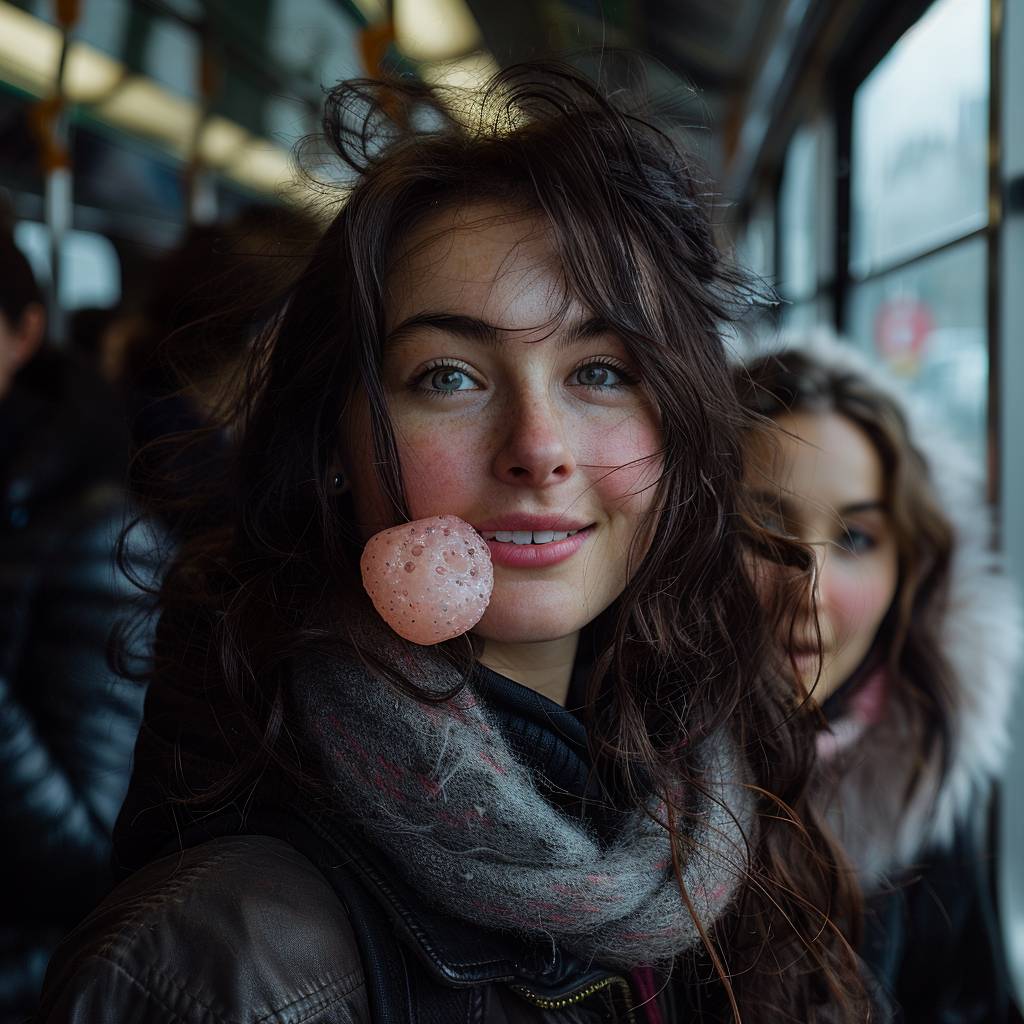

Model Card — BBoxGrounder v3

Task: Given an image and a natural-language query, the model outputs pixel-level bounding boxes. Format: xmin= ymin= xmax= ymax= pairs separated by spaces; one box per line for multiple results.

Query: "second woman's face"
xmin=344 ymin=203 xmax=664 ymax=644
xmin=746 ymin=411 xmax=900 ymax=701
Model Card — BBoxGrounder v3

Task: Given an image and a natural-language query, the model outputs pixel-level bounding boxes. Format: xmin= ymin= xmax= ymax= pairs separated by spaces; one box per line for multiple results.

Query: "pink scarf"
xmin=815 ymin=668 xmax=889 ymax=763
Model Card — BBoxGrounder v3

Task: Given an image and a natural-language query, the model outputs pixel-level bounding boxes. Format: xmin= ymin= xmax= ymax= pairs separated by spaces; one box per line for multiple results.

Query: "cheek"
xmin=345 ymin=398 xmax=493 ymax=528
xmin=398 ymin=429 xmax=492 ymax=519
xmin=577 ymin=411 xmax=663 ymax=510
xmin=823 ymin=559 xmax=897 ymax=642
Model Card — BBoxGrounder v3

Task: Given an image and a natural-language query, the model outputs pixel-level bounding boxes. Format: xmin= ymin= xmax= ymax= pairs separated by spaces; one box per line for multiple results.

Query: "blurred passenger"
xmin=67 ymin=306 xmax=119 ymax=377
xmin=737 ymin=334 xmax=1021 ymax=1023
xmin=112 ymin=205 xmax=319 ymax=536
xmin=0 ymin=232 xmax=152 ymax=1022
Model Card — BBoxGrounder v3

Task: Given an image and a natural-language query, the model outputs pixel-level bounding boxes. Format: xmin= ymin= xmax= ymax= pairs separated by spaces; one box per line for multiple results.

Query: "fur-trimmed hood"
xmin=738 ymin=330 xmax=1022 ymax=884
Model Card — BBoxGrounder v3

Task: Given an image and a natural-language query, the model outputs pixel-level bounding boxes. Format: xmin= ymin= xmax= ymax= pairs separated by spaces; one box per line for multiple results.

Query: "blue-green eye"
xmin=417 ymin=365 xmax=479 ymax=395
xmin=570 ymin=362 xmax=633 ymax=388
xmin=837 ymin=526 xmax=876 ymax=555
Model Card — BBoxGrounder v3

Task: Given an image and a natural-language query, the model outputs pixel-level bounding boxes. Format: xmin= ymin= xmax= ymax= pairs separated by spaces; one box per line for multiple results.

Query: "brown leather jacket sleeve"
xmin=36 ymin=836 xmax=370 ymax=1024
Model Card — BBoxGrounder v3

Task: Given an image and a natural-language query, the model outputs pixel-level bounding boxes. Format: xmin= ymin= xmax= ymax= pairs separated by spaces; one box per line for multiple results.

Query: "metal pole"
xmin=39 ymin=0 xmax=81 ymax=346
xmin=186 ymin=31 xmax=219 ymax=226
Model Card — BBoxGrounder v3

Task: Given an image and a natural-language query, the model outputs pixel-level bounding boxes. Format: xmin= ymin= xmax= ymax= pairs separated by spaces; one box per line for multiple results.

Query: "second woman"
xmin=737 ymin=335 xmax=1020 ymax=1022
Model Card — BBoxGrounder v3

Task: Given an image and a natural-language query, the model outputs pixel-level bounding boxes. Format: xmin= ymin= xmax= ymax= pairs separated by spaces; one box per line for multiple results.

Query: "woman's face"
xmin=344 ymin=202 xmax=664 ymax=644
xmin=745 ymin=410 xmax=899 ymax=701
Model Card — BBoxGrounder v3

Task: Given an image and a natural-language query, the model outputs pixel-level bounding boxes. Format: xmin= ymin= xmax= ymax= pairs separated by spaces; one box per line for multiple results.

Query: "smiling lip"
xmin=482 ymin=525 xmax=593 ymax=568
xmin=473 ymin=515 xmax=593 ymax=533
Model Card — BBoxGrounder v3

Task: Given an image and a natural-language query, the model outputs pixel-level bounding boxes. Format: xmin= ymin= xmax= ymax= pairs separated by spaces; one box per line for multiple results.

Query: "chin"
xmin=472 ymin=604 xmax=585 ymax=644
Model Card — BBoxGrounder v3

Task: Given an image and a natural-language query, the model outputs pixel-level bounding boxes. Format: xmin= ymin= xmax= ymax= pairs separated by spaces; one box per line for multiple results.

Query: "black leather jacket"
xmin=0 ymin=352 xmax=149 ymax=1021
xmin=37 ymin=813 xmax=658 ymax=1023
xmin=862 ymin=822 xmax=1013 ymax=1024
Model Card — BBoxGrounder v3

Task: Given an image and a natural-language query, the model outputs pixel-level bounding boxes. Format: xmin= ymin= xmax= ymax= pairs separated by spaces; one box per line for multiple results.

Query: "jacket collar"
xmin=308 ymin=805 xmax=614 ymax=996
xmin=162 ymin=790 xmax=616 ymax=998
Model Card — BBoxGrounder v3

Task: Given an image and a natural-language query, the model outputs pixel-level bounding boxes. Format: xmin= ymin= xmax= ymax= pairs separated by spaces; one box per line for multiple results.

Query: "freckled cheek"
xmin=399 ymin=434 xmax=490 ymax=519
xmin=577 ymin=416 xmax=663 ymax=511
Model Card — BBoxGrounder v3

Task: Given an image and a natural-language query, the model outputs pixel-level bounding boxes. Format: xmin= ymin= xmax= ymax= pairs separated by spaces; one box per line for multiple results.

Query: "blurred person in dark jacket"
xmin=0 ymin=231 xmax=153 ymax=1022
xmin=737 ymin=333 xmax=1021 ymax=1024
xmin=111 ymin=205 xmax=319 ymax=538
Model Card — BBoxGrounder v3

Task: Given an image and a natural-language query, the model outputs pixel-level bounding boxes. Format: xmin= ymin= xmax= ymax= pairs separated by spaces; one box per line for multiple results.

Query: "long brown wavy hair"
xmin=735 ymin=346 xmax=958 ymax=802
xmin=137 ymin=66 xmax=870 ymax=1022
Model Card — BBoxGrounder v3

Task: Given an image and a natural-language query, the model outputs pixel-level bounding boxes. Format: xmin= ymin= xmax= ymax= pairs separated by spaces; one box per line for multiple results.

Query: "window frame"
xmin=831 ymin=0 xmax=1003 ymax=503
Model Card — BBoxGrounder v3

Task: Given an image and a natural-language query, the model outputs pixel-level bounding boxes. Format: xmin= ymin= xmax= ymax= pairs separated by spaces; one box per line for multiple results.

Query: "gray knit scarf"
xmin=291 ymin=631 xmax=754 ymax=970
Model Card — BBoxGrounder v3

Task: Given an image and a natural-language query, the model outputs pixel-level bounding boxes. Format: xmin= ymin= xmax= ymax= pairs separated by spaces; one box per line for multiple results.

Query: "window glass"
xmin=737 ymin=197 xmax=775 ymax=283
xmin=780 ymin=296 xmax=832 ymax=332
xmin=268 ymin=0 xmax=361 ymax=88
xmin=264 ymin=94 xmax=315 ymax=144
xmin=75 ymin=0 xmax=129 ymax=63
xmin=73 ymin=127 xmax=186 ymax=222
xmin=850 ymin=0 xmax=988 ymax=276
xmin=778 ymin=126 xmax=818 ymax=300
xmin=844 ymin=237 xmax=987 ymax=461
xmin=72 ymin=1 xmax=198 ymax=100
xmin=14 ymin=222 xmax=122 ymax=310
xmin=141 ymin=15 xmax=199 ymax=101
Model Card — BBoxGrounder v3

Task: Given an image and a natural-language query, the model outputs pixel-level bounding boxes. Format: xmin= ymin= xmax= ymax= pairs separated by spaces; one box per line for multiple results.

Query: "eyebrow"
xmin=750 ymin=492 xmax=887 ymax=520
xmin=385 ymin=312 xmax=615 ymax=350
xmin=837 ymin=500 xmax=887 ymax=517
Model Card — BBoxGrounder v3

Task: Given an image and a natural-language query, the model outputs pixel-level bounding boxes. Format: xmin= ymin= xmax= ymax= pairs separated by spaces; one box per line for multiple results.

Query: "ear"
xmin=12 ymin=302 xmax=46 ymax=370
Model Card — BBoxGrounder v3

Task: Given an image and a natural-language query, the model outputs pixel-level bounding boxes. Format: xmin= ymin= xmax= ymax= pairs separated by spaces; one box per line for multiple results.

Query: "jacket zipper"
xmin=510 ymin=975 xmax=638 ymax=1022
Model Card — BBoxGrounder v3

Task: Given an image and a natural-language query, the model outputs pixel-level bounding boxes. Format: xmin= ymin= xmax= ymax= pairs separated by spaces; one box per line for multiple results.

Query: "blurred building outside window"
xmin=844 ymin=0 xmax=990 ymax=462
xmin=736 ymin=192 xmax=775 ymax=284
xmin=845 ymin=237 xmax=988 ymax=462
xmin=850 ymin=0 xmax=988 ymax=274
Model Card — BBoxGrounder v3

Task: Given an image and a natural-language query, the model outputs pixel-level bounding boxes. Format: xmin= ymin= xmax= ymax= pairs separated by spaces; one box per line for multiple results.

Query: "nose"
xmin=808 ymin=543 xmax=835 ymax=613
xmin=492 ymin=392 xmax=576 ymax=488
xmin=813 ymin=542 xmax=834 ymax=589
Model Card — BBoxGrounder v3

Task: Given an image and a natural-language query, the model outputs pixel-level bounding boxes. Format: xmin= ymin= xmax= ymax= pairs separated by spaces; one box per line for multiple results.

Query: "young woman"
xmin=737 ymin=335 xmax=1020 ymax=1022
xmin=37 ymin=69 xmax=872 ymax=1023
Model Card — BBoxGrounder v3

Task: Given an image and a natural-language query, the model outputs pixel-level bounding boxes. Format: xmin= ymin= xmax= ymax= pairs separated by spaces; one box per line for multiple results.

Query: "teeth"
xmin=482 ymin=528 xmax=583 ymax=545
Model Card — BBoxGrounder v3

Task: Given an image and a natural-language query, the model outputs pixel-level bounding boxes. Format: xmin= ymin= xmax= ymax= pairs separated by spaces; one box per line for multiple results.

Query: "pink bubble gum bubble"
xmin=360 ymin=515 xmax=494 ymax=645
